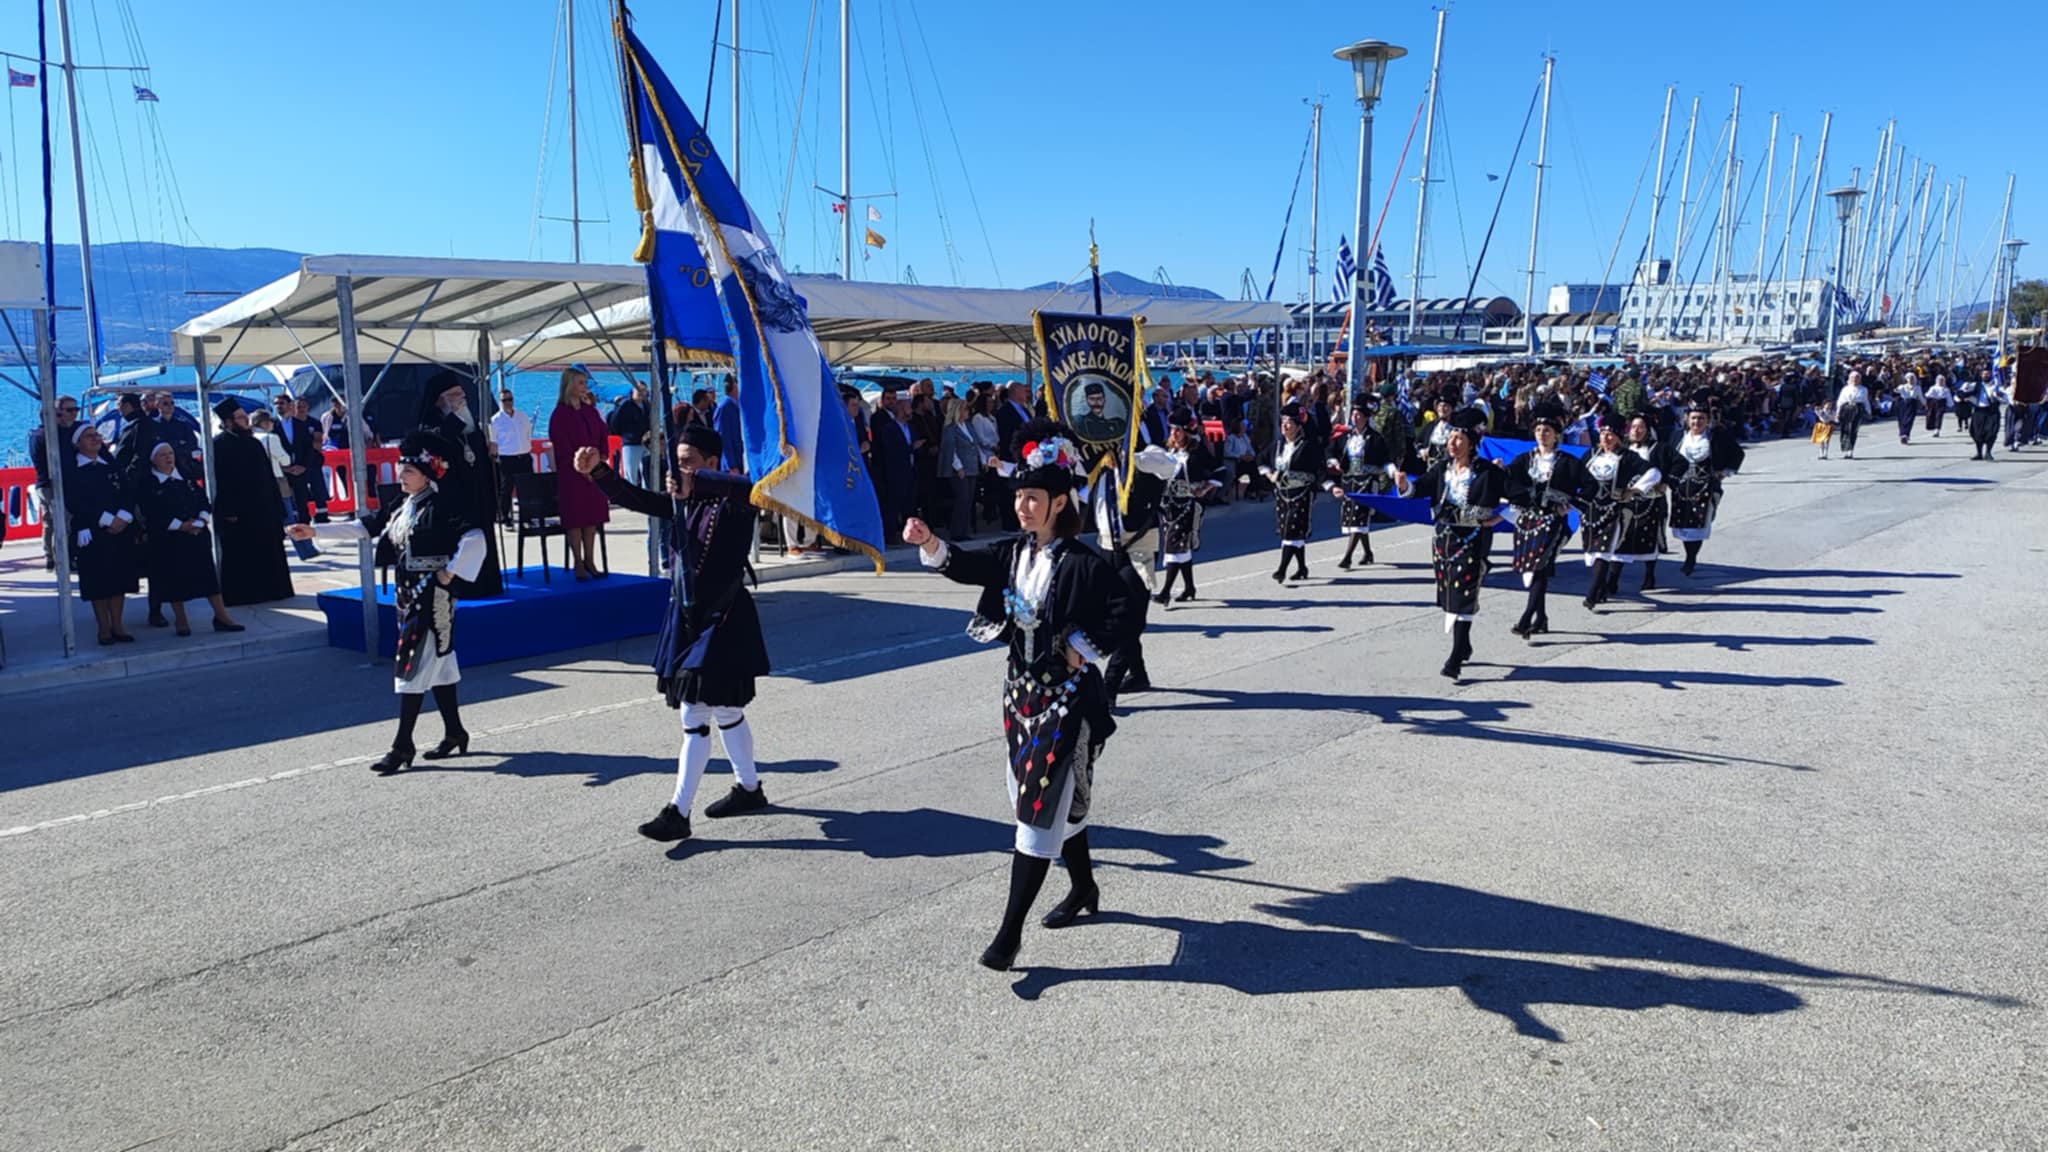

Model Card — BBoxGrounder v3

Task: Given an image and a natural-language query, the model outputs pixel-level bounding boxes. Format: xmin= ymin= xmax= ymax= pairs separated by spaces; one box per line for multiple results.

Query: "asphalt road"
xmin=3 ymin=429 xmax=2044 ymax=1152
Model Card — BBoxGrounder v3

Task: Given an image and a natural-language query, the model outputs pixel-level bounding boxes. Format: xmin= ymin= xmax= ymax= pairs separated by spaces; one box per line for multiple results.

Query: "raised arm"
xmin=587 ymin=461 xmax=673 ymax=518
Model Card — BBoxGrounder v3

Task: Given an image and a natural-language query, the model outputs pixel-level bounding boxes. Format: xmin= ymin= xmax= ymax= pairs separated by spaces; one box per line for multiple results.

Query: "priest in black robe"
xmin=209 ymin=396 xmax=296 ymax=606
xmin=422 ymin=377 xmax=504 ymax=597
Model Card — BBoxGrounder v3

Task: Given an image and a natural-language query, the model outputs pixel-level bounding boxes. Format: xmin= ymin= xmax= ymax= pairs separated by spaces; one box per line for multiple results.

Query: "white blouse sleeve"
xmin=918 ymin=539 xmax=952 ymax=569
xmin=310 ymin=519 xmax=370 ymax=541
xmin=1630 ymin=467 xmax=1663 ymax=494
xmin=447 ymin=528 xmax=487 ymax=582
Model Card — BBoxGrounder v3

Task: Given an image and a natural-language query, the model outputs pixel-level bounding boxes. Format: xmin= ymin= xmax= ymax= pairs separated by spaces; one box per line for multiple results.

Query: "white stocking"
xmin=710 ymin=706 xmax=759 ymax=790
xmin=674 ymin=703 xmax=715 ymax=810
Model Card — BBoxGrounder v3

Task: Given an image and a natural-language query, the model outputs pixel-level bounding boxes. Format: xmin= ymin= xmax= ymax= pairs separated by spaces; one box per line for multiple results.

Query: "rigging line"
xmin=1557 ymin=85 xmax=1604 ymax=268
xmin=1454 ymin=74 xmax=1541 ymax=335
xmin=774 ymin=0 xmax=820 ymax=255
xmin=1647 ymin=117 xmax=1731 ymax=332
xmin=1589 ymin=116 xmax=1657 ymax=348
xmin=71 ymin=78 xmax=152 ymax=353
xmin=1244 ymin=111 xmax=1314 ymax=362
xmin=1434 ymin=95 xmax=1476 ymax=298
xmin=878 ymin=0 xmax=897 ymax=282
xmin=903 ymin=0 xmax=1000 ymax=286
xmin=1365 ymin=89 xmax=1426 ymax=265
xmin=703 ymin=0 xmax=722 ymax=122
xmin=529 ymin=0 xmax=566 ymax=259
xmin=4 ymin=89 xmax=17 ymax=239
xmin=889 ymin=0 xmax=960 ymax=284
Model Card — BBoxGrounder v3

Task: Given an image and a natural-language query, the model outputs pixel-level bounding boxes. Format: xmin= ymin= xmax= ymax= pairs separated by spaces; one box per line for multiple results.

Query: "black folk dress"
xmin=1579 ymin=449 xmax=1659 ymax=564
xmin=1331 ymin=427 xmax=1394 ymax=534
xmin=1504 ymin=448 xmax=1588 ymax=584
xmin=1407 ymin=458 xmax=1506 ymax=623
xmin=1265 ymin=436 xmax=1325 ymax=546
xmin=1660 ymin=429 xmax=1744 ymax=543
xmin=924 ymin=533 xmax=1128 ymax=859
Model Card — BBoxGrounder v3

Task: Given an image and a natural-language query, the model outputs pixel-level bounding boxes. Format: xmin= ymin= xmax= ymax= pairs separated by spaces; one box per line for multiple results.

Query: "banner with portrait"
xmin=1033 ymin=310 xmax=1147 ymax=503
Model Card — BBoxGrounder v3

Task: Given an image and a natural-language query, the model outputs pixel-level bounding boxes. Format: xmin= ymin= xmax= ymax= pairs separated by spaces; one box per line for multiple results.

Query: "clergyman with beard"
xmin=209 ymin=396 xmax=296 ymax=605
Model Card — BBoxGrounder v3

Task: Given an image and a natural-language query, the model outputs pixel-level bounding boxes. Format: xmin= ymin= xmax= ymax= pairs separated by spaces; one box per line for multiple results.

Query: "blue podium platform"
xmin=317 ymin=566 xmax=668 ymax=666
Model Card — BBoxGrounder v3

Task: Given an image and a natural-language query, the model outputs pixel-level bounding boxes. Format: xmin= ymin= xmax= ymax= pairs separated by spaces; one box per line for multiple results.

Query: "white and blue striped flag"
xmin=1369 ymin=244 xmax=1398 ymax=310
xmin=620 ymin=18 xmax=884 ymax=565
xmin=1332 ymin=236 xmax=1356 ymax=304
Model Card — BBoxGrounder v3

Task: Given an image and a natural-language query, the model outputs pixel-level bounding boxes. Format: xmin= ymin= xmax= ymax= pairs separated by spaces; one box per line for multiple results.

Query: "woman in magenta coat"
xmin=549 ymin=365 xmax=612 ymax=579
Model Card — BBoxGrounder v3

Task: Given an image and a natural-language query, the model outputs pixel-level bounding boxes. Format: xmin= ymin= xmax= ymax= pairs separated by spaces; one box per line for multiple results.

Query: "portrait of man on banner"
xmin=1068 ymin=373 xmax=1130 ymax=445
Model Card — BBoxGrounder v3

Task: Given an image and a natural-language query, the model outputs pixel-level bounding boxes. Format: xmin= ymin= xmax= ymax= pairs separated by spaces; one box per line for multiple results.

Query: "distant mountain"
xmin=22 ymin=242 xmax=305 ymax=364
xmin=1025 ymin=270 xmax=1223 ymax=301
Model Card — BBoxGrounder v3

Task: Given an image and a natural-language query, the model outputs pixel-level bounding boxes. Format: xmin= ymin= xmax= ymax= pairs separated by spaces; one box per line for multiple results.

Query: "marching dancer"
xmin=1578 ymin=418 xmax=1661 ymax=610
xmin=903 ymin=422 xmax=1128 ymax=971
xmin=1260 ymin=406 xmax=1325 ymax=584
xmin=1092 ymin=441 xmax=1173 ymax=704
xmin=1660 ymin=404 xmax=1745 ymax=576
xmin=290 ymin=431 xmax=485 ymax=773
xmin=1327 ymin=396 xmax=1394 ymax=569
xmin=1894 ymin=371 xmax=1922 ymax=445
xmin=1393 ymin=408 xmax=1504 ymax=681
xmin=1923 ymin=372 xmax=1951 ymax=438
xmin=572 ymin=426 xmax=772 ymax=842
xmin=1834 ymin=371 xmax=1872 ymax=459
xmin=1617 ymin=413 xmax=1669 ymax=594
xmin=1154 ymin=420 xmax=1217 ymax=606
xmin=1967 ymin=369 xmax=2004 ymax=460
xmin=1503 ymin=405 xmax=1588 ymax=639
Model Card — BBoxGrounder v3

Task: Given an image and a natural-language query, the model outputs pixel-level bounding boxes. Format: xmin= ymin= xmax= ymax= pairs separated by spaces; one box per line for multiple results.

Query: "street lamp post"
xmin=1823 ymin=184 xmax=1864 ymax=389
xmin=1995 ymin=238 xmax=2027 ymax=364
xmin=1334 ymin=38 xmax=1405 ymax=399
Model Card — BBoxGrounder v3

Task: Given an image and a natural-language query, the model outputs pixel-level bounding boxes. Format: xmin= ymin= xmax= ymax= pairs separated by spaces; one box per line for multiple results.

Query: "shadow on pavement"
xmin=406 ymin=752 xmax=838 ymax=788
xmin=1009 ymin=877 xmax=2021 ymax=1040
xmin=1498 ymin=665 xmax=1844 ymax=691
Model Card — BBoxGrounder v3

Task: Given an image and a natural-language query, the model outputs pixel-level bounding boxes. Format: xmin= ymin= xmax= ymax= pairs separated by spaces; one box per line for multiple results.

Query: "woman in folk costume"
xmin=1259 ymin=405 xmax=1325 ymax=584
xmin=1614 ymin=413 xmax=1670 ymax=594
xmin=1923 ymin=372 xmax=1951 ymax=438
xmin=1152 ymin=418 xmax=1218 ymax=606
xmin=903 ymin=420 xmax=1130 ymax=972
xmin=292 ymin=431 xmax=485 ymax=773
xmin=1659 ymin=403 xmax=1746 ymax=576
xmin=65 ymin=422 xmax=142 ymax=645
xmin=1326 ymin=396 xmax=1395 ymax=569
xmin=573 ymin=423 xmax=772 ymax=843
xmin=1577 ymin=417 xmax=1662 ymax=611
xmin=1393 ymin=407 xmax=1505 ymax=681
xmin=1502 ymin=404 xmax=1588 ymax=640
xmin=137 ymin=441 xmax=244 ymax=636
xmin=1893 ymin=370 xmax=1923 ymax=445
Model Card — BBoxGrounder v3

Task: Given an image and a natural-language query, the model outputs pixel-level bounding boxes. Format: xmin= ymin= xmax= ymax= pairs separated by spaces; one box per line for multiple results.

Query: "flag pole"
xmin=1089 ymin=220 xmax=1104 ymax=317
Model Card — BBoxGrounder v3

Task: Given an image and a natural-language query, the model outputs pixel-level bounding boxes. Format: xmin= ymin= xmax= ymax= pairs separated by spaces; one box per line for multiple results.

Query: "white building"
xmin=1618 ymin=259 xmax=1829 ymax=345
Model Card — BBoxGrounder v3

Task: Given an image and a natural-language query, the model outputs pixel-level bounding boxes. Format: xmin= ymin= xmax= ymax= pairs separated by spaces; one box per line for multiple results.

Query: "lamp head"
xmin=1826 ymin=185 xmax=1863 ymax=225
xmin=1333 ymin=39 xmax=1407 ymax=108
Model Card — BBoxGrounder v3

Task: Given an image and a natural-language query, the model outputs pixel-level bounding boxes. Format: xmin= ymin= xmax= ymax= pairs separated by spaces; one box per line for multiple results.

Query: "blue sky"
xmin=0 ymin=0 xmax=2039 ymax=305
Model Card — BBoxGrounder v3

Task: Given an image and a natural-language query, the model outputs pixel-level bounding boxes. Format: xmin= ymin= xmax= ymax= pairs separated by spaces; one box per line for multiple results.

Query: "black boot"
xmin=1152 ymin=564 xmax=1174 ymax=607
xmin=982 ymin=852 xmax=1052 ymax=971
xmin=1338 ymin=538 xmax=1358 ymax=570
xmin=1584 ymin=561 xmax=1607 ymax=610
xmin=704 ymin=782 xmax=769 ymax=818
xmin=376 ymin=693 xmax=425 ymax=774
xmin=1175 ymin=564 xmax=1197 ymax=602
xmin=1361 ymin=537 xmax=1375 ymax=565
xmin=1272 ymin=551 xmax=1288 ymax=583
xmin=1441 ymin=621 xmax=1472 ymax=679
xmin=1043 ymin=830 xmax=1101 ymax=928
xmin=1681 ymin=541 xmax=1701 ymax=577
xmin=637 ymin=804 xmax=692 ymax=841
xmin=421 ymin=684 xmax=470 ymax=760
xmin=1641 ymin=560 xmax=1658 ymax=592
xmin=1291 ymin=546 xmax=1309 ymax=582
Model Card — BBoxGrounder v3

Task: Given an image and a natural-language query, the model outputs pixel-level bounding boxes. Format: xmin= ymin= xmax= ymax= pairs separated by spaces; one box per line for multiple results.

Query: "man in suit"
xmin=712 ymin=377 xmax=746 ymax=474
xmin=992 ymin=382 xmax=1035 ymax=530
xmin=868 ymin=390 xmax=916 ymax=541
xmin=1139 ymin=386 xmax=1174 ymax=448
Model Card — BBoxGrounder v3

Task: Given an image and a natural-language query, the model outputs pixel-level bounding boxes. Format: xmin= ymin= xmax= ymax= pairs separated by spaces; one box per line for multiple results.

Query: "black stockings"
xmin=394 ymin=691 xmax=425 ymax=753
xmin=432 ymin=683 xmax=466 ymax=739
xmin=992 ymin=851 xmax=1052 ymax=956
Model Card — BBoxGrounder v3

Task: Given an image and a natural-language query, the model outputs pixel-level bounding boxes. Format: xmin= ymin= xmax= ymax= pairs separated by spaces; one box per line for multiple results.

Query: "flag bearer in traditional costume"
xmin=1578 ymin=419 xmax=1662 ymax=611
xmin=1617 ymin=413 xmax=1669 ymax=594
xmin=1966 ymin=369 xmax=2006 ymax=460
xmin=1153 ymin=420 xmax=1217 ymax=606
xmin=572 ymin=425 xmax=772 ymax=843
xmin=1260 ymin=406 xmax=1324 ymax=584
xmin=1327 ymin=397 xmax=1394 ymax=569
xmin=903 ymin=422 xmax=1129 ymax=972
xmin=291 ymin=431 xmax=485 ymax=773
xmin=1503 ymin=405 xmax=1587 ymax=640
xmin=1659 ymin=404 xmax=1745 ymax=577
xmin=65 ymin=423 xmax=142 ymax=645
xmin=137 ymin=442 xmax=243 ymax=636
xmin=1393 ymin=408 xmax=1504 ymax=681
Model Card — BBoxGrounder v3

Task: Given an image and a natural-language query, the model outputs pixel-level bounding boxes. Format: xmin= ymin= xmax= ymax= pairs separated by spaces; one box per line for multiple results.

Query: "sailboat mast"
xmin=1523 ymin=54 xmax=1552 ymax=356
xmin=1308 ymin=101 xmax=1320 ymax=368
xmin=1635 ymin=85 xmax=1673 ymax=355
xmin=1408 ymin=8 xmax=1444 ymax=339
xmin=841 ymin=0 xmax=852 ymax=281
xmin=1908 ymin=165 xmax=1934 ymax=324
xmin=1992 ymin=171 xmax=2015 ymax=359
xmin=1797 ymin=111 xmax=1829 ymax=303
xmin=53 ymin=0 xmax=99 ymax=376
xmin=1941 ymin=177 xmax=1965 ymax=339
xmin=1715 ymin=85 xmax=1739 ymax=343
xmin=1752 ymin=111 xmax=1777 ymax=340
xmin=567 ymin=0 xmax=581 ymax=261
xmin=1778 ymin=133 xmax=1800 ymax=282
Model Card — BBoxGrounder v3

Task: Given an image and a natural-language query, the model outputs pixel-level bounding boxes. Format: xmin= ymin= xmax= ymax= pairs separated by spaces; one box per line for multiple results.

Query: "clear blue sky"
xmin=1 ymin=0 xmax=2040 ymax=305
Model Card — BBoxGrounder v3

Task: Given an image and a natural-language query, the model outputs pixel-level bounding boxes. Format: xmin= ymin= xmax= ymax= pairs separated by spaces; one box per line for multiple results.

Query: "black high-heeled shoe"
xmin=1151 ymin=591 xmax=1171 ymax=607
xmin=1440 ymin=656 xmax=1464 ymax=680
xmin=1174 ymin=588 xmax=1196 ymax=602
xmin=1510 ymin=619 xmax=1532 ymax=639
xmin=1532 ymin=616 xmax=1550 ymax=635
xmin=420 ymin=732 xmax=470 ymax=761
xmin=371 ymin=746 xmax=415 ymax=775
xmin=978 ymin=937 xmax=1021 ymax=971
xmin=1042 ymin=884 xmax=1101 ymax=929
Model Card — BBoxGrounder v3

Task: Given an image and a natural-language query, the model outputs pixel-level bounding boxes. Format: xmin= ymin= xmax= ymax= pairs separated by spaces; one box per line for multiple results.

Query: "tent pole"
xmin=336 ymin=276 xmax=378 ymax=661
xmin=36 ymin=309 xmax=75 ymax=658
xmin=191 ymin=339 xmax=223 ymax=577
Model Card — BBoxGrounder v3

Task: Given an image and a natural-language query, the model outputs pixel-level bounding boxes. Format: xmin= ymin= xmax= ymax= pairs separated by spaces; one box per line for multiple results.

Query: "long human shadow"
xmin=1008 ymin=879 xmax=2019 ymax=1040
xmin=1147 ymin=622 xmax=1335 ymax=638
xmin=1647 ymin=600 xmax=1882 ymax=617
xmin=1540 ymin=631 xmax=1876 ymax=653
xmin=406 ymin=752 xmax=837 ymax=788
xmin=1498 ymin=665 xmax=1843 ymax=691
xmin=1124 ymin=688 xmax=1812 ymax=771
xmin=1215 ymin=597 xmax=1436 ymax=612
xmin=1657 ymin=585 xmax=1903 ymax=601
xmin=1676 ymin=564 xmax=1960 ymax=586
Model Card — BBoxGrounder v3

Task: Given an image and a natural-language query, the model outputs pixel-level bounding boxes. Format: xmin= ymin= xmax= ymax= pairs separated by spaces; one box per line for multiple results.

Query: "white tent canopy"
xmin=508 ymin=277 xmax=1292 ymax=371
xmin=170 ymin=253 xmax=1288 ymax=374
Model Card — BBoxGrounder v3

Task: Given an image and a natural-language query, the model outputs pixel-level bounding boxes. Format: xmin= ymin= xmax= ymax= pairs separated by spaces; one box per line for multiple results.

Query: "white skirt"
xmin=1009 ymin=719 xmax=1091 ymax=858
xmin=394 ymin=646 xmax=460 ymax=694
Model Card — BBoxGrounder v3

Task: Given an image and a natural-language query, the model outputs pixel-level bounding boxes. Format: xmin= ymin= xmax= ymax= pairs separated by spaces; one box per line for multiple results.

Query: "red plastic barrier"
xmin=1201 ymin=419 xmax=1227 ymax=444
xmin=320 ymin=447 xmax=403 ymax=516
xmin=2 ymin=465 xmax=41 ymax=542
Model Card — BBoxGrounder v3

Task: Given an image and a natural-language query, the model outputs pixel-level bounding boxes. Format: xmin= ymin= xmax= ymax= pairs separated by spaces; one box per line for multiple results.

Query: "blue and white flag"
xmin=1828 ymin=283 xmax=1855 ymax=321
xmin=620 ymin=19 xmax=884 ymax=565
xmin=1586 ymin=370 xmax=1609 ymax=396
xmin=1369 ymin=244 xmax=1398 ymax=310
xmin=1332 ymin=236 xmax=1356 ymax=304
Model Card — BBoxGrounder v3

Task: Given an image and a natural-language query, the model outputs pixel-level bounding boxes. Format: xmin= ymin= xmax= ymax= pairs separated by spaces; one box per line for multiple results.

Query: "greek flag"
xmin=1827 ymin=283 xmax=1854 ymax=320
xmin=1369 ymin=244 xmax=1398 ymax=310
xmin=619 ymin=19 xmax=884 ymax=565
xmin=1332 ymin=236 xmax=1356 ymax=304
